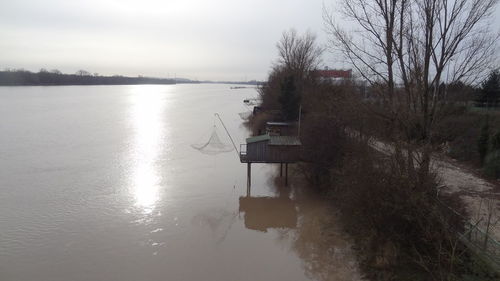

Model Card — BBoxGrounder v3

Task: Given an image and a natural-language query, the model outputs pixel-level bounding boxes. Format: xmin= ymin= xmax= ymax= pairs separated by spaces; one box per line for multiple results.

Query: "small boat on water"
xmin=243 ymin=98 xmax=260 ymax=106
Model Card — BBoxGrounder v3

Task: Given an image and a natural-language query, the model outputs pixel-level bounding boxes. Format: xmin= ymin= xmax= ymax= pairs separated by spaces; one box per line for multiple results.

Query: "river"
xmin=0 ymin=84 xmax=360 ymax=281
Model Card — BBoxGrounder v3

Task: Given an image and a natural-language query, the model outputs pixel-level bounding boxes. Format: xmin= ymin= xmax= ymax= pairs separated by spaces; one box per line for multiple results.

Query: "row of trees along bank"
xmin=249 ymin=0 xmax=500 ymax=279
xmin=0 ymin=69 xmax=176 ymax=86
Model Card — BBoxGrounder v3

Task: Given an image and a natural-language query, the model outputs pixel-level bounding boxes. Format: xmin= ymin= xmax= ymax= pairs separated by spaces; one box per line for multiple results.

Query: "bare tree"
xmin=75 ymin=70 xmax=91 ymax=76
xmin=324 ymin=0 xmax=499 ymax=181
xmin=255 ymin=30 xmax=324 ymax=121
xmin=276 ymin=29 xmax=324 ymax=77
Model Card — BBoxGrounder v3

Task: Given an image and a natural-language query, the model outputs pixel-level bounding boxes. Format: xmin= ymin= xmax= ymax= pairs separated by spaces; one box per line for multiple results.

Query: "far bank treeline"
xmin=0 ymin=69 xmax=177 ymax=86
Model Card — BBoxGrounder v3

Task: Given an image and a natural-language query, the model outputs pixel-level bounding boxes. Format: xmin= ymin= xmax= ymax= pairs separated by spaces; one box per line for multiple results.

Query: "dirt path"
xmin=433 ymin=157 xmax=500 ymax=241
xmin=369 ymin=138 xmax=500 ymax=241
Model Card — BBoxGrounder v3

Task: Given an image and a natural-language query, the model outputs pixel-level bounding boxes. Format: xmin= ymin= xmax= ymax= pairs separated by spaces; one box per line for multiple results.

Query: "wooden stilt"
xmin=285 ymin=163 xmax=288 ymax=186
xmin=247 ymin=163 xmax=251 ymax=195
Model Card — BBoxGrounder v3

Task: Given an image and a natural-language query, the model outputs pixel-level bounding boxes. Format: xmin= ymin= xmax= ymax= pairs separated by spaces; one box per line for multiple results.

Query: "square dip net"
xmin=191 ymin=125 xmax=234 ymax=155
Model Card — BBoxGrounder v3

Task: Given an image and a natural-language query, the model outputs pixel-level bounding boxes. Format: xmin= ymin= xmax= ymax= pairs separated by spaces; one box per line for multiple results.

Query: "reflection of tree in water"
xmin=291 ymin=199 xmax=362 ymax=281
xmin=241 ymin=172 xmax=362 ymax=281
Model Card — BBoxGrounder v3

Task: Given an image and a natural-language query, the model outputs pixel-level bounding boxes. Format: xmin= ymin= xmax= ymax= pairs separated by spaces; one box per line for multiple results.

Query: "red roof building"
xmin=314 ymin=69 xmax=352 ymax=79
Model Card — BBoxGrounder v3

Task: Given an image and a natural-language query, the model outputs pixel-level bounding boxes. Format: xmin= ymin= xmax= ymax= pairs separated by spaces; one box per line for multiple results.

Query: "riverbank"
xmin=247 ymin=82 xmax=499 ymax=280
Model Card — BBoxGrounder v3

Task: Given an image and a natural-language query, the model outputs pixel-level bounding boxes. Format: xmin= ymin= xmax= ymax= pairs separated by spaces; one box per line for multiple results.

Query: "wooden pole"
xmin=214 ymin=113 xmax=239 ymax=158
xmin=285 ymin=163 xmax=288 ymax=186
xmin=280 ymin=163 xmax=283 ymax=177
xmin=247 ymin=163 xmax=251 ymax=191
xmin=298 ymin=105 xmax=302 ymax=137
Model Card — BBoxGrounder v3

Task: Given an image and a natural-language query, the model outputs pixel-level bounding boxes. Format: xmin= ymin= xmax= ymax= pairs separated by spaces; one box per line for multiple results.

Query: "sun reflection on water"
xmin=128 ymin=86 xmax=167 ymax=214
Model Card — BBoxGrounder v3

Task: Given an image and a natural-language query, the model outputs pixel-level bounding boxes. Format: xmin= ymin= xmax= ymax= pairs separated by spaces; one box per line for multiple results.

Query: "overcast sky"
xmin=0 ymin=0 xmax=499 ymax=81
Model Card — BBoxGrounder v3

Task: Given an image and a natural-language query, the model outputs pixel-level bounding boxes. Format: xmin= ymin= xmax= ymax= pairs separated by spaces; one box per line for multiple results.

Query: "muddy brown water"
xmin=0 ymin=84 xmax=361 ymax=281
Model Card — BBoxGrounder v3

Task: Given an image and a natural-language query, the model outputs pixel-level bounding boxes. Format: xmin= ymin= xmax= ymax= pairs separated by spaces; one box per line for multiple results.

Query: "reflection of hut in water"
xmin=238 ymin=196 xmax=297 ymax=232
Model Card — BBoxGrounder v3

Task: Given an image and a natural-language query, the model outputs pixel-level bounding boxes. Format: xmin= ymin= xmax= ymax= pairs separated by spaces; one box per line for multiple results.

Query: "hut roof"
xmin=246 ymin=134 xmax=301 ymax=146
xmin=266 ymin=121 xmax=293 ymax=127
xmin=246 ymin=134 xmax=271 ymax=143
xmin=269 ymin=136 xmax=301 ymax=146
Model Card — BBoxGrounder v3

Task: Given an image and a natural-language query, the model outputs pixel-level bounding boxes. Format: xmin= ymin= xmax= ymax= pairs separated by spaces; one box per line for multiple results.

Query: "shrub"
xmin=478 ymin=117 xmax=491 ymax=164
xmin=483 ymin=150 xmax=500 ymax=178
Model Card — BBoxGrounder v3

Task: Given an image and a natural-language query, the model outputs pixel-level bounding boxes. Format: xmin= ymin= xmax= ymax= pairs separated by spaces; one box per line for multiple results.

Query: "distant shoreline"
xmin=0 ymin=70 xmax=263 ymax=86
xmin=0 ymin=70 xmax=176 ymax=86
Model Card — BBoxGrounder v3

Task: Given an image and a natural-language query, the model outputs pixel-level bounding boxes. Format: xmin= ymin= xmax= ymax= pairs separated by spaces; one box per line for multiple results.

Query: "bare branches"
xmin=324 ymin=0 xmax=499 ymax=154
xmin=325 ymin=0 xmax=499 ymax=88
xmin=276 ymin=29 xmax=324 ymax=77
xmin=323 ymin=1 xmax=397 ymax=87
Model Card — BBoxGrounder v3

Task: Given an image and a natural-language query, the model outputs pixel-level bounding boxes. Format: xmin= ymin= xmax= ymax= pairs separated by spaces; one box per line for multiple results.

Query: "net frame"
xmin=191 ymin=125 xmax=234 ymax=155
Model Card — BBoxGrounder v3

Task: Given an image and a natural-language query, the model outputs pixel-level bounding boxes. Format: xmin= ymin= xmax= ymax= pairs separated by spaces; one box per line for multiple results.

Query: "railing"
xmin=239 ymin=144 xmax=247 ymax=162
xmin=436 ymin=198 xmax=500 ymax=271
xmin=460 ymin=220 xmax=500 ymax=269
xmin=349 ymin=128 xmax=500 ymax=271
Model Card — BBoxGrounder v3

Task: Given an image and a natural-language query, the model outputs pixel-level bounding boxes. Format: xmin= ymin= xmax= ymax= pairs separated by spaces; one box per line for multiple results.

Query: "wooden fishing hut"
xmin=240 ymin=134 xmax=301 ymax=188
